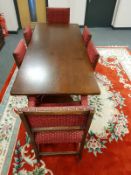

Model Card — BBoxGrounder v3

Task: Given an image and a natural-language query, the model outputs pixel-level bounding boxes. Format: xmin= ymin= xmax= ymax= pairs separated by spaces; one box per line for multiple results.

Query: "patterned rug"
xmin=0 ymin=47 xmax=131 ymax=175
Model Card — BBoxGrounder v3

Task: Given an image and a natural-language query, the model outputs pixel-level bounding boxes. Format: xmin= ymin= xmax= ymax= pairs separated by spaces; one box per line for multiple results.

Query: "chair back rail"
xmin=87 ymin=40 xmax=100 ymax=69
xmin=23 ymin=25 xmax=32 ymax=46
xmin=82 ymin=26 xmax=92 ymax=46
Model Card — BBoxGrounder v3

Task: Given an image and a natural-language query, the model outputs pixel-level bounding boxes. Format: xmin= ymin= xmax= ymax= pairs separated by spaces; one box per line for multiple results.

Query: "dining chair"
xmin=15 ymin=96 xmax=94 ymax=160
xmin=13 ymin=39 xmax=26 ymax=68
xmin=86 ymin=40 xmax=100 ymax=70
xmin=15 ymin=101 xmax=94 ymax=160
xmin=82 ymin=26 xmax=92 ymax=46
xmin=46 ymin=7 xmax=70 ymax=24
xmin=23 ymin=25 xmax=32 ymax=46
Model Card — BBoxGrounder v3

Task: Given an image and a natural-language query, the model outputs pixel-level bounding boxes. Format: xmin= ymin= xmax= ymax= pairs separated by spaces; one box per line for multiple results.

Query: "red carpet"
xmin=8 ymin=48 xmax=131 ymax=175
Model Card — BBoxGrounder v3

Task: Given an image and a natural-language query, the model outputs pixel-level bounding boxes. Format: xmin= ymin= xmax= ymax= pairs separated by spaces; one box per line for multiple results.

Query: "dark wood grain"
xmin=11 ymin=23 xmax=100 ymax=95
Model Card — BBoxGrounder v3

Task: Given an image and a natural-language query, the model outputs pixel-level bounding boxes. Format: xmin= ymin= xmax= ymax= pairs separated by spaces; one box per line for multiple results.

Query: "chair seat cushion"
xmin=28 ymin=96 xmax=81 ymax=107
xmin=40 ymin=102 xmax=80 ymax=107
xmin=35 ymin=130 xmax=83 ymax=144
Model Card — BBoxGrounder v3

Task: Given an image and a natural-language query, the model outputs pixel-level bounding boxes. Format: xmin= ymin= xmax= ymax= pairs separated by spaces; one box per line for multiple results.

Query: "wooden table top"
xmin=11 ymin=23 xmax=100 ymax=95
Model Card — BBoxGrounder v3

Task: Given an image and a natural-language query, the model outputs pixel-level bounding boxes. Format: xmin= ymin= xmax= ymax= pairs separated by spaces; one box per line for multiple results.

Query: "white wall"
xmin=112 ymin=0 xmax=131 ymax=27
xmin=0 ymin=0 xmax=18 ymax=31
xmin=48 ymin=0 xmax=87 ymax=25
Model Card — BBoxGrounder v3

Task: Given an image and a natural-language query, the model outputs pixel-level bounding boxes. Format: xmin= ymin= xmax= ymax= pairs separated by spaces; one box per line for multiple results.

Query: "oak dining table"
xmin=11 ymin=23 xmax=100 ymax=96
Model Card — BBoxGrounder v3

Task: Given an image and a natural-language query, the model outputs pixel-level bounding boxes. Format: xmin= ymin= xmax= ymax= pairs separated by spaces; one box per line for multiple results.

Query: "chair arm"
xmin=28 ymin=96 xmax=38 ymax=107
xmin=81 ymin=95 xmax=88 ymax=106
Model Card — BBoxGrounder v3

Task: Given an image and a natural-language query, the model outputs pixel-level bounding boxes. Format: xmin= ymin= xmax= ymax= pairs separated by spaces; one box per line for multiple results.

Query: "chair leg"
xmin=78 ymin=145 xmax=83 ymax=160
xmin=78 ymin=137 xmax=86 ymax=159
xmin=78 ymin=152 xmax=82 ymax=160
xmin=35 ymin=150 xmax=40 ymax=162
xmin=31 ymin=141 xmax=40 ymax=161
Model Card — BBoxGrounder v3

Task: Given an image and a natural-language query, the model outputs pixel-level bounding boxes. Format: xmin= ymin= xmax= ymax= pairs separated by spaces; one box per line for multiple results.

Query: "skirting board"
xmin=111 ymin=25 xmax=131 ymax=30
xmin=8 ymin=30 xmax=18 ymax=34
xmin=8 ymin=27 xmax=20 ymax=34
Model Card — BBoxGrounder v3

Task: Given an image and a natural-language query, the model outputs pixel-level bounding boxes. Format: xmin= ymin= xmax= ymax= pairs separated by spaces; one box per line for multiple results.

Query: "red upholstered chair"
xmin=13 ymin=39 xmax=26 ymax=68
xmin=86 ymin=40 xmax=100 ymax=70
xmin=16 ymin=95 xmax=93 ymax=159
xmin=46 ymin=8 xmax=70 ymax=24
xmin=82 ymin=26 xmax=92 ymax=46
xmin=23 ymin=25 xmax=32 ymax=46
